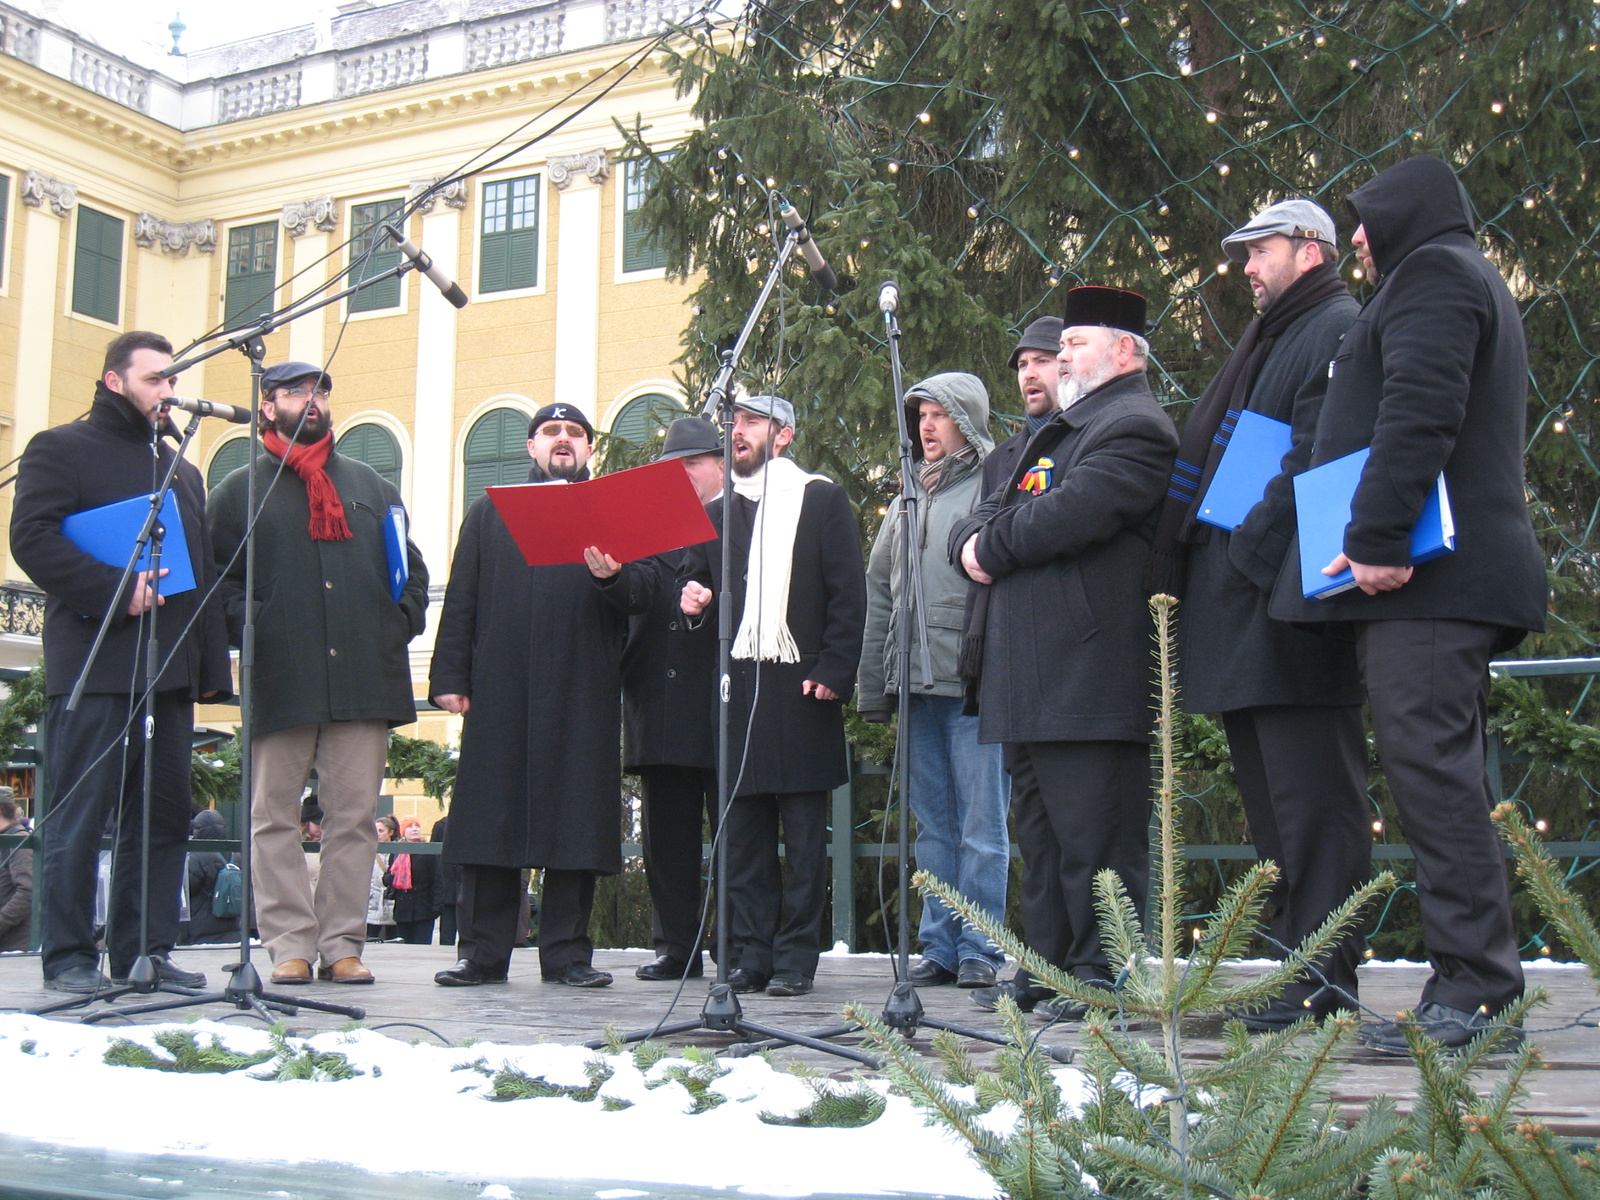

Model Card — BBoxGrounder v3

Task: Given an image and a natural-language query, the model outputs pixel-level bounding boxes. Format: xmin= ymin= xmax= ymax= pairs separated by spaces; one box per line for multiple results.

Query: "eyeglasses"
xmin=279 ymin=384 xmax=330 ymax=400
xmin=535 ymin=423 xmax=589 ymax=440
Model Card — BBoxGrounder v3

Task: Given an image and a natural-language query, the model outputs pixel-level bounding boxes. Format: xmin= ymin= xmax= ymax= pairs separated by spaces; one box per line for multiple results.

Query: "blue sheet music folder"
xmin=1196 ymin=410 xmax=1293 ymax=530
xmin=384 ymin=504 xmax=409 ymax=602
xmin=61 ymin=492 xmax=197 ymax=596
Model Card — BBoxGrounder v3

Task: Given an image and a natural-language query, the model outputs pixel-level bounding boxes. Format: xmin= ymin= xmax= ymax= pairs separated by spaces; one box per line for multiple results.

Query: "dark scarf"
xmin=918 ymin=442 xmax=978 ymax=496
xmin=263 ymin=428 xmax=352 ymax=541
xmin=1142 ymin=262 xmax=1349 ymax=597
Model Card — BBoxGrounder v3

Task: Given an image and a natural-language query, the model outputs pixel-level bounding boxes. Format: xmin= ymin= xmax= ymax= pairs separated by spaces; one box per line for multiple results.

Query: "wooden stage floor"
xmin=2 ymin=944 xmax=1596 ymax=1136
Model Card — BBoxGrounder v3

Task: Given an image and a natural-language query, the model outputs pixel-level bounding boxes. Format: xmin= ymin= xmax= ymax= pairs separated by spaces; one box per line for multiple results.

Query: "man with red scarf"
xmin=207 ymin=362 xmax=429 ymax=986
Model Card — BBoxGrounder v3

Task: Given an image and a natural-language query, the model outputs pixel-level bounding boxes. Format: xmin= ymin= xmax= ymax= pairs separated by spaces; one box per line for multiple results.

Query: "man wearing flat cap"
xmin=208 ymin=361 xmax=430 ymax=985
xmin=1144 ymin=199 xmax=1368 ymax=1030
xmin=681 ymin=395 xmax=866 ymax=997
xmin=952 ymin=288 xmax=1178 ymax=1018
xmin=431 ymin=403 xmax=653 ymax=988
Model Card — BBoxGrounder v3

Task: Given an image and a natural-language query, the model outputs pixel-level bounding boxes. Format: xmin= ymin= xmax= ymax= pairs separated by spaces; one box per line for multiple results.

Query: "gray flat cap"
xmin=734 ymin=394 xmax=795 ymax=430
xmin=1222 ymin=199 xmax=1338 ymax=261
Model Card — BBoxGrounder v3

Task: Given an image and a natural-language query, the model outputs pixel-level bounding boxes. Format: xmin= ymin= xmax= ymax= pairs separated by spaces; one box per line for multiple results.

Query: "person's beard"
xmin=1057 ymin=343 xmax=1119 ymax=409
xmin=543 ymin=454 xmax=585 ymax=481
xmin=274 ymin=406 xmax=328 ymax=445
xmin=733 ymin=437 xmax=773 ymax=478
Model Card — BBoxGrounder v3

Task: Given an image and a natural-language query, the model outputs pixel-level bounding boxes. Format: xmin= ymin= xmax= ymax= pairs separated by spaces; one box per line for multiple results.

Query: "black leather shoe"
xmin=543 ymin=963 xmax=613 ymax=988
xmin=1361 ymin=1001 xmax=1524 ymax=1056
xmin=908 ymin=958 xmax=958 ymax=986
xmin=726 ymin=968 xmax=770 ymax=993
xmin=766 ymin=972 xmax=813 ymax=997
xmin=970 ymin=980 xmax=1043 ymax=1013
xmin=1036 ymin=983 xmax=1115 ymax=1022
xmin=434 ymin=958 xmax=509 ymax=987
xmin=43 ymin=965 xmax=112 ymax=994
xmin=957 ymin=960 xmax=997 ymax=989
xmin=143 ymin=956 xmax=207 ymax=989
xmin=636 ymin=954 xmax=704 ymax=981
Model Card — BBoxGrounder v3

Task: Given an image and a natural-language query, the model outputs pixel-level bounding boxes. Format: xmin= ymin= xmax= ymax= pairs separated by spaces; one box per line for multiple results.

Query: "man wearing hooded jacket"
xmin=1270 ymin=156 xmax=1547 ymax=1051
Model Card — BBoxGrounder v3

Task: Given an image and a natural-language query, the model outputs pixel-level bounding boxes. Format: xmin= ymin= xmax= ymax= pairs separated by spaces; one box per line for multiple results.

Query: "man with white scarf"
xmin=681 ymin=395 xmax=866 ymax=997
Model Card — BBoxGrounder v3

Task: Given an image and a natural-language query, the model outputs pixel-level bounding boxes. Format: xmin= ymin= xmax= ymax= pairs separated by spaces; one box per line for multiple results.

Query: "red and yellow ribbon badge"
xmin=1019 ymin=457 xmax=1055 ymax=495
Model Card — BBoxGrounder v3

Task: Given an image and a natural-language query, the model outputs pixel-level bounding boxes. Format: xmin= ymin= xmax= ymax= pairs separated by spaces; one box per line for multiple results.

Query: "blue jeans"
xmin=906 ymin=694 xmax=1009 ymax=970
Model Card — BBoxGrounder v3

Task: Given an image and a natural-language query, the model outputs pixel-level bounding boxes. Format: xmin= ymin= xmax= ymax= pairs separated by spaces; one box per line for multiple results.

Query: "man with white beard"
xmin=950 ymin=287 xmax=1178 ymax=1019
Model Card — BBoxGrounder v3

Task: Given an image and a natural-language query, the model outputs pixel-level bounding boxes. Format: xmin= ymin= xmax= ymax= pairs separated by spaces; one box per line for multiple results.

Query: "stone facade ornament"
xmin=281 ymin=197 xmax=338 ymax=238
xmin=407 ymin=177 xmax=469 ymax=214
xmin=20 ymin=170 xmax=77 ymax=218
xmin=548 ymin=149 xmax=610 ymax=190
xmin=134 ymin=213 xmax=218 ymax=256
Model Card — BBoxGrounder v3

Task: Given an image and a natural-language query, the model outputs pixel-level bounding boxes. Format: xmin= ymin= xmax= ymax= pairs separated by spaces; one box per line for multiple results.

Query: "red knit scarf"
xmin=391 ymin=853 xmax=412 ymax=891
xmin=263 ymin=429 xmax=352 ymax=541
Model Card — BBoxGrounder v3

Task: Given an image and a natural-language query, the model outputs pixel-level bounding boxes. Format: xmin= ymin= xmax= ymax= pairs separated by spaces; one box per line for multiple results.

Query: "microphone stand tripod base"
xmin=75 ymin=961 xmax=368 ymax=1025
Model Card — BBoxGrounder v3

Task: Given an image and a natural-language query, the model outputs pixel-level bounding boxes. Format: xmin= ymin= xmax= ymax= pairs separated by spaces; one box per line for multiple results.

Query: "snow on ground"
xmin=0 ymin=1013 xmax=1044 ymax=1197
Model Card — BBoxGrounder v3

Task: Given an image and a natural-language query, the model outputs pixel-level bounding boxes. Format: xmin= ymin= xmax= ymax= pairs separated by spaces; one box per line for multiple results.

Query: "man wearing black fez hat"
xmin=430 ymin=403 xmax=655 ymax=988
xmin=950 ymin=286 xmax=1178 ymax=1019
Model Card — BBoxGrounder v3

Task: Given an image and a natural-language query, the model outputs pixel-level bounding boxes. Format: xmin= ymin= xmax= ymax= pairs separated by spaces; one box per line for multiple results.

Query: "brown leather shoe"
xmin=317 ymin=957 xmax=375 ymax=984
xmin=270 ymin=958 xmax=312 ymax=986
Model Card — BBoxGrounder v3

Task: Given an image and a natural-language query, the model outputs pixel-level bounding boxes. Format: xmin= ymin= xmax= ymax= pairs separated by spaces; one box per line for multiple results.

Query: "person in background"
xmin=182 ymin=808 xmax=238 ymax=946
xmin=386 ymin=817 xmax=439 ymax=944
xmin=431 ymin=814 xmax=460 ymax=947
xmin=368 ymin=814 xmax=398 ymax=941
xmin=0 ymin=792 xmax=34 ymax=952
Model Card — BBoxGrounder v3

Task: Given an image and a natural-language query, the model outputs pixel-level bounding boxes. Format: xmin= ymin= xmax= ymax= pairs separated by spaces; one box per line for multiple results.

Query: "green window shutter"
xmin=479 ymin=175 xmax=539 ymax=294
xmin=610 ymin=393 xmax=682 ymax=447
xmin=462 ymin=407 xmax=532 ymax=509
xmin=350 ymin=200 xmax=404 ymax=313
xmin=72 ymin=205 xmax=124 ymax=324
xmin=0 ymin=174 xmax=9 ymax=280
xmin=336 ymin=422 xmax=401 ymax=490
xmin=622 ymin=157 xmax=670 ymax=273
xmin=224 ymin=222 xmax=278 ymax=330
xmin=207 ymin=437 xmax=254 ymax=490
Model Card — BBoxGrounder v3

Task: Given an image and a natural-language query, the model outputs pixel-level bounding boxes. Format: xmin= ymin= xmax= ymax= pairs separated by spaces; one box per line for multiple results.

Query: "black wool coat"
xmin=982 ymin=425 xmax=1033 ymax=497
xmin=1269 ymin=156 xmax=1547 ymax=645
xmin=207 ymin=444 xmax=429 ymax=737
xmin=683 ymin=477 xmax=866 ymax=797
xmin=429 ymin=463 xmax=654 ymax=873
xmin=950 ymin=371 xmax=1178 ymax=745
xmin=10 ymin=387 xmax=232 ymax=699
xmin=385 ymin=851 xmax=440 ymax=923
xmin=619 ymin=549 xmax=718 ymax=772
xmin=1178 ymin=292 xmax=1366 ymax=713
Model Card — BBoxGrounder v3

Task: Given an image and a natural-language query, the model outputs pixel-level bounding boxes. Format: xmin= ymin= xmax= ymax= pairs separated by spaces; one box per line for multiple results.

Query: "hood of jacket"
xmin=191 ymin=808 xmax=227 ymax=838
xmin=903 ymin=371 xmax=994 ymax=463
xmin=1348 ymin=155 xmax=1477 ymax=281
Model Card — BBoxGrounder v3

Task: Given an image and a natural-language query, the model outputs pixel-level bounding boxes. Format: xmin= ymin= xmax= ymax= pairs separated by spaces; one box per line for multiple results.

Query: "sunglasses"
xmin=536 ymin=422 xmax=589 ymax=440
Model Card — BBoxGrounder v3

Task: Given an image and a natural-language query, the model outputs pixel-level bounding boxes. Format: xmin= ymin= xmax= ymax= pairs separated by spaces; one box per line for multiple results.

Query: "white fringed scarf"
xmin=731 ymin=455 xmax=828 ymax=663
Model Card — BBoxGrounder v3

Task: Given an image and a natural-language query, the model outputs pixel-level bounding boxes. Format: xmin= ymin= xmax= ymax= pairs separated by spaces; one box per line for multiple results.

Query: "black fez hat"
xmin=528 ymin=402 xmax=594 ymax=441
xmin=658 ymin=415 xmax=721 ymax=461
xmin=1062 ymin=286 xmax=1147 ymax=338
xmin=1007 ymin=316 xmax=1065 ymax=371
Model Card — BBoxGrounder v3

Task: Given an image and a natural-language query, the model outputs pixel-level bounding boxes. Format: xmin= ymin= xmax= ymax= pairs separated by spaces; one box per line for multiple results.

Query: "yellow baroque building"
xmin=0 ymin=0 xmax=717 ymax=824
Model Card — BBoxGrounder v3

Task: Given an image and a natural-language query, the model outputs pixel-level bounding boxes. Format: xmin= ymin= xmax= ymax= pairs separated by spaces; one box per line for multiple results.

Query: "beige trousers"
xmin=251 ymin=720 xmax=387 ymax=966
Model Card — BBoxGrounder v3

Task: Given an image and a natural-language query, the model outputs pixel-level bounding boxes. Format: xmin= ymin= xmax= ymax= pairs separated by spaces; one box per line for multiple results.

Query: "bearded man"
xmin=951 ymin=288 xmax=1178 ymax=1018
xmin=208 ymin=361 xmax=429 ymax=985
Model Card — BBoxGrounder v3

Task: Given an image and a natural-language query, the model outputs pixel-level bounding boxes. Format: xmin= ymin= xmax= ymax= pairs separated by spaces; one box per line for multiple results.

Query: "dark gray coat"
xmin=950 ymin=371 xmax=1179 ymax=744
xmin=1178 ymin=292 xmax=1365 ymax=713
xmin=207 ymin=444 xmax=429 ymax=737
xmin=1269 ymin=156 xmax=1547 ymax=644
xmin=619 ymin=549 xmax=717 ymax=772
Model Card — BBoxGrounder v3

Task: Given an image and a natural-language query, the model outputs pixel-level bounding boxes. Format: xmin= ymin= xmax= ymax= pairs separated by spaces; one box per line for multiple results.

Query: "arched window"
xmin=337 ymin=423 xmax=401 ymax=490
xmin=462 ymin=407 xmax=532 ymax=509
xmin=206 ymin=437 xmax=252 ymax=490
xmin=609 ymin=393 xmax=683 ymax=448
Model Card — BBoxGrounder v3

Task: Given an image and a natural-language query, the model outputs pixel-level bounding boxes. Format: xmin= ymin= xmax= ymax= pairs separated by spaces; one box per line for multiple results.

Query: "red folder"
xmin=487 ymin=458 xmax=717 ymax=567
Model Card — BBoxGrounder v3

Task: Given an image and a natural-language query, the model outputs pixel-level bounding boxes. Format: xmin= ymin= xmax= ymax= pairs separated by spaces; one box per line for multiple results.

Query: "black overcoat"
xmin=428 ymin=464 xmax=652 ymax=873
xmin=949 ymin=371 xmax=1178 ymax=745
xmin=683 ymin=477 xmax=866 ymax=797
xmin=1269 ymin=156 xmax=1547 ymax=644
xmin=619 ymin=549 xmax=717 ymax=772
xmin=206 ymin=444 xmax=429 ymax=737
xmin=9 ymin=387 xmax=232 ymax=699
xmin=1178 ymin=293 xmax=1366 ymax=713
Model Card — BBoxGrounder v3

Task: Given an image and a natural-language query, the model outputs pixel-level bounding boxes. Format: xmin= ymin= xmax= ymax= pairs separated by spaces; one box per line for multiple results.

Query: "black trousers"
xmin=639 ymin=765 xmax=715 ymax=961
xmin=39 ymin=691 xmax=193 ymax=979
xmin=1006 ymin=740 xmax=1150 ymax=987
xmin=1222 ymin=704 xmax=1370 ymax=1002
xmin=456 ymin=864 xmax=597 ymax=975
xmin=1357 ymin=619 xmax=1523 ymax=1012
xmin=724 ymin=790 xmax=828 ymax=978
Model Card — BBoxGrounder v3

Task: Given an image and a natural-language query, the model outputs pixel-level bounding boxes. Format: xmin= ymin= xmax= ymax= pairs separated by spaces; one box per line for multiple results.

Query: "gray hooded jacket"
xmin=858 ymin=372 xmax=995 ymax=713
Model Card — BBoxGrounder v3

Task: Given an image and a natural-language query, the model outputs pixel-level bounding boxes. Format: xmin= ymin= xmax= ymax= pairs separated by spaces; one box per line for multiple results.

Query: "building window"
xmin=72 ymin=205 xmax=124 ymax=324
xmin=609 ymin=393 xmax=683 ymax=447
xmin=622 ymin=157 xmax=669 ymax=273
xmin=224 ymin=222 xmax=278 ymax=329
xmin=349 ymin=200 xmax=404 ymax=313
xmin=462 ymin=407 xmax=532 ymax=509
xmin=0 ymin=172 xmax=9 ymax=281
xmin=479 ymin=174 xmax=540 ymax=293
xmin=207 ymin=436 xmax=253 ymax=490
xmin=337 ymin=422 xmax=401 ymax=490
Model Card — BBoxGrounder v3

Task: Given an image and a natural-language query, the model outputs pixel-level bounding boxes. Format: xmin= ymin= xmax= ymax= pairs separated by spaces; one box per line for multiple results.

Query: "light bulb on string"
xmin=917 ymin=110 xmax=931 ymax=124
xmin=1352 ymin=266 xmax=1364 ymax=280
xmin=966 ymin=201 xmax=984 ymax=219
xmin=756 ymin=221 xmax=770 ymax=235
xmin=1349 ymin=57 xmax=1369 ymax=74
xmin=1047 ymin=265 xmax=1063 ymax=287
xmin=1216 ymin=262 xmax=1229 ymax=275
xmin=1491 ymin=99 xmax=1505 ymax=113
xmin=716 ymin=146 xmax=729 ymax=160
xmin=1179 ymin=61 xmax=1192 ymax=76
xmin=1536 ymin=818 xmax=1549 ymax=832
xmin=1314 ymin=30 xmax=1326 ymax=46
xmin=887 ymin=160 xmax=900 ymax=173
xmin=1062 ymin=141 xmax=1081 ymax=159
xmin=1523 ymin=192 xmax=1538 ymax=209
xmin=1372 ymin=819 xmax=1385 ymax=834
xmin=734 ymin=172 xmax=746 ymax=184
xmin=1154 ymin=194 xmax=1171 ymax=216
xmin=765 ymin=176 xmax=776 ymax=188
xmin=860 ymin=237 xmax=871 ymax=248
xmin=1116 ymin=4 xmax=1130 ymax=25
xmin=1215 ymin=160 xmax=1231 ymax=176
xmin=1205 ymin=110 xmax=1218 ymax=123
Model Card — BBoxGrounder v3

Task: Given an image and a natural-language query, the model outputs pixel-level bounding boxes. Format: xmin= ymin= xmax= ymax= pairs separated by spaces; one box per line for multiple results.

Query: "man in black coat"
xmin=623 ymin=417 xmax=723 ymax=982
xmin=208 ymin=361 xmax=429 ymax=986
xmin=1270 ymin=157 xmax=1547 ymax=1052
xmin=986 ymin=317 xmax=1066 ymax=495
xmin=681 ymin=395 xmax=866 ymax=997
xmin=1148 ymin=200 xmax=1368 ymax=1028
xmin=10 ymin=331 xmax=233 ymax=992
xmin=430 ymin=403 xmax=653 ymax=988
xmin=951 ymin=288 xmax=1178 ymax=1017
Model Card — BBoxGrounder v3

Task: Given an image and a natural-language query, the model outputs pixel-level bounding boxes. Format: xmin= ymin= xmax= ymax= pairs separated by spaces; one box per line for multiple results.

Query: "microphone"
xmin=165 ymin=396 xmax=252 ymax=424
xmin=878 ymin=281 xmax=900 ymax=314
xmin=776 ymin=198 xmax=839 ymax=293
xmin=383 ymin=225 xmax=469 ymax=309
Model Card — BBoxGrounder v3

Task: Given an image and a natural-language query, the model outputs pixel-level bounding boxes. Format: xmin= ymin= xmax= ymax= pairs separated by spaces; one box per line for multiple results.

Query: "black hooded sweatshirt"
xmin=1269 ymin=155 xmax=1546 ymax=644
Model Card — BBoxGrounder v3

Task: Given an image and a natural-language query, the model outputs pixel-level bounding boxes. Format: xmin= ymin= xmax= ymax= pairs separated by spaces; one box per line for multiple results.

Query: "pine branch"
xmin=1493 ymin=802 xmax=1600 ymax=982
